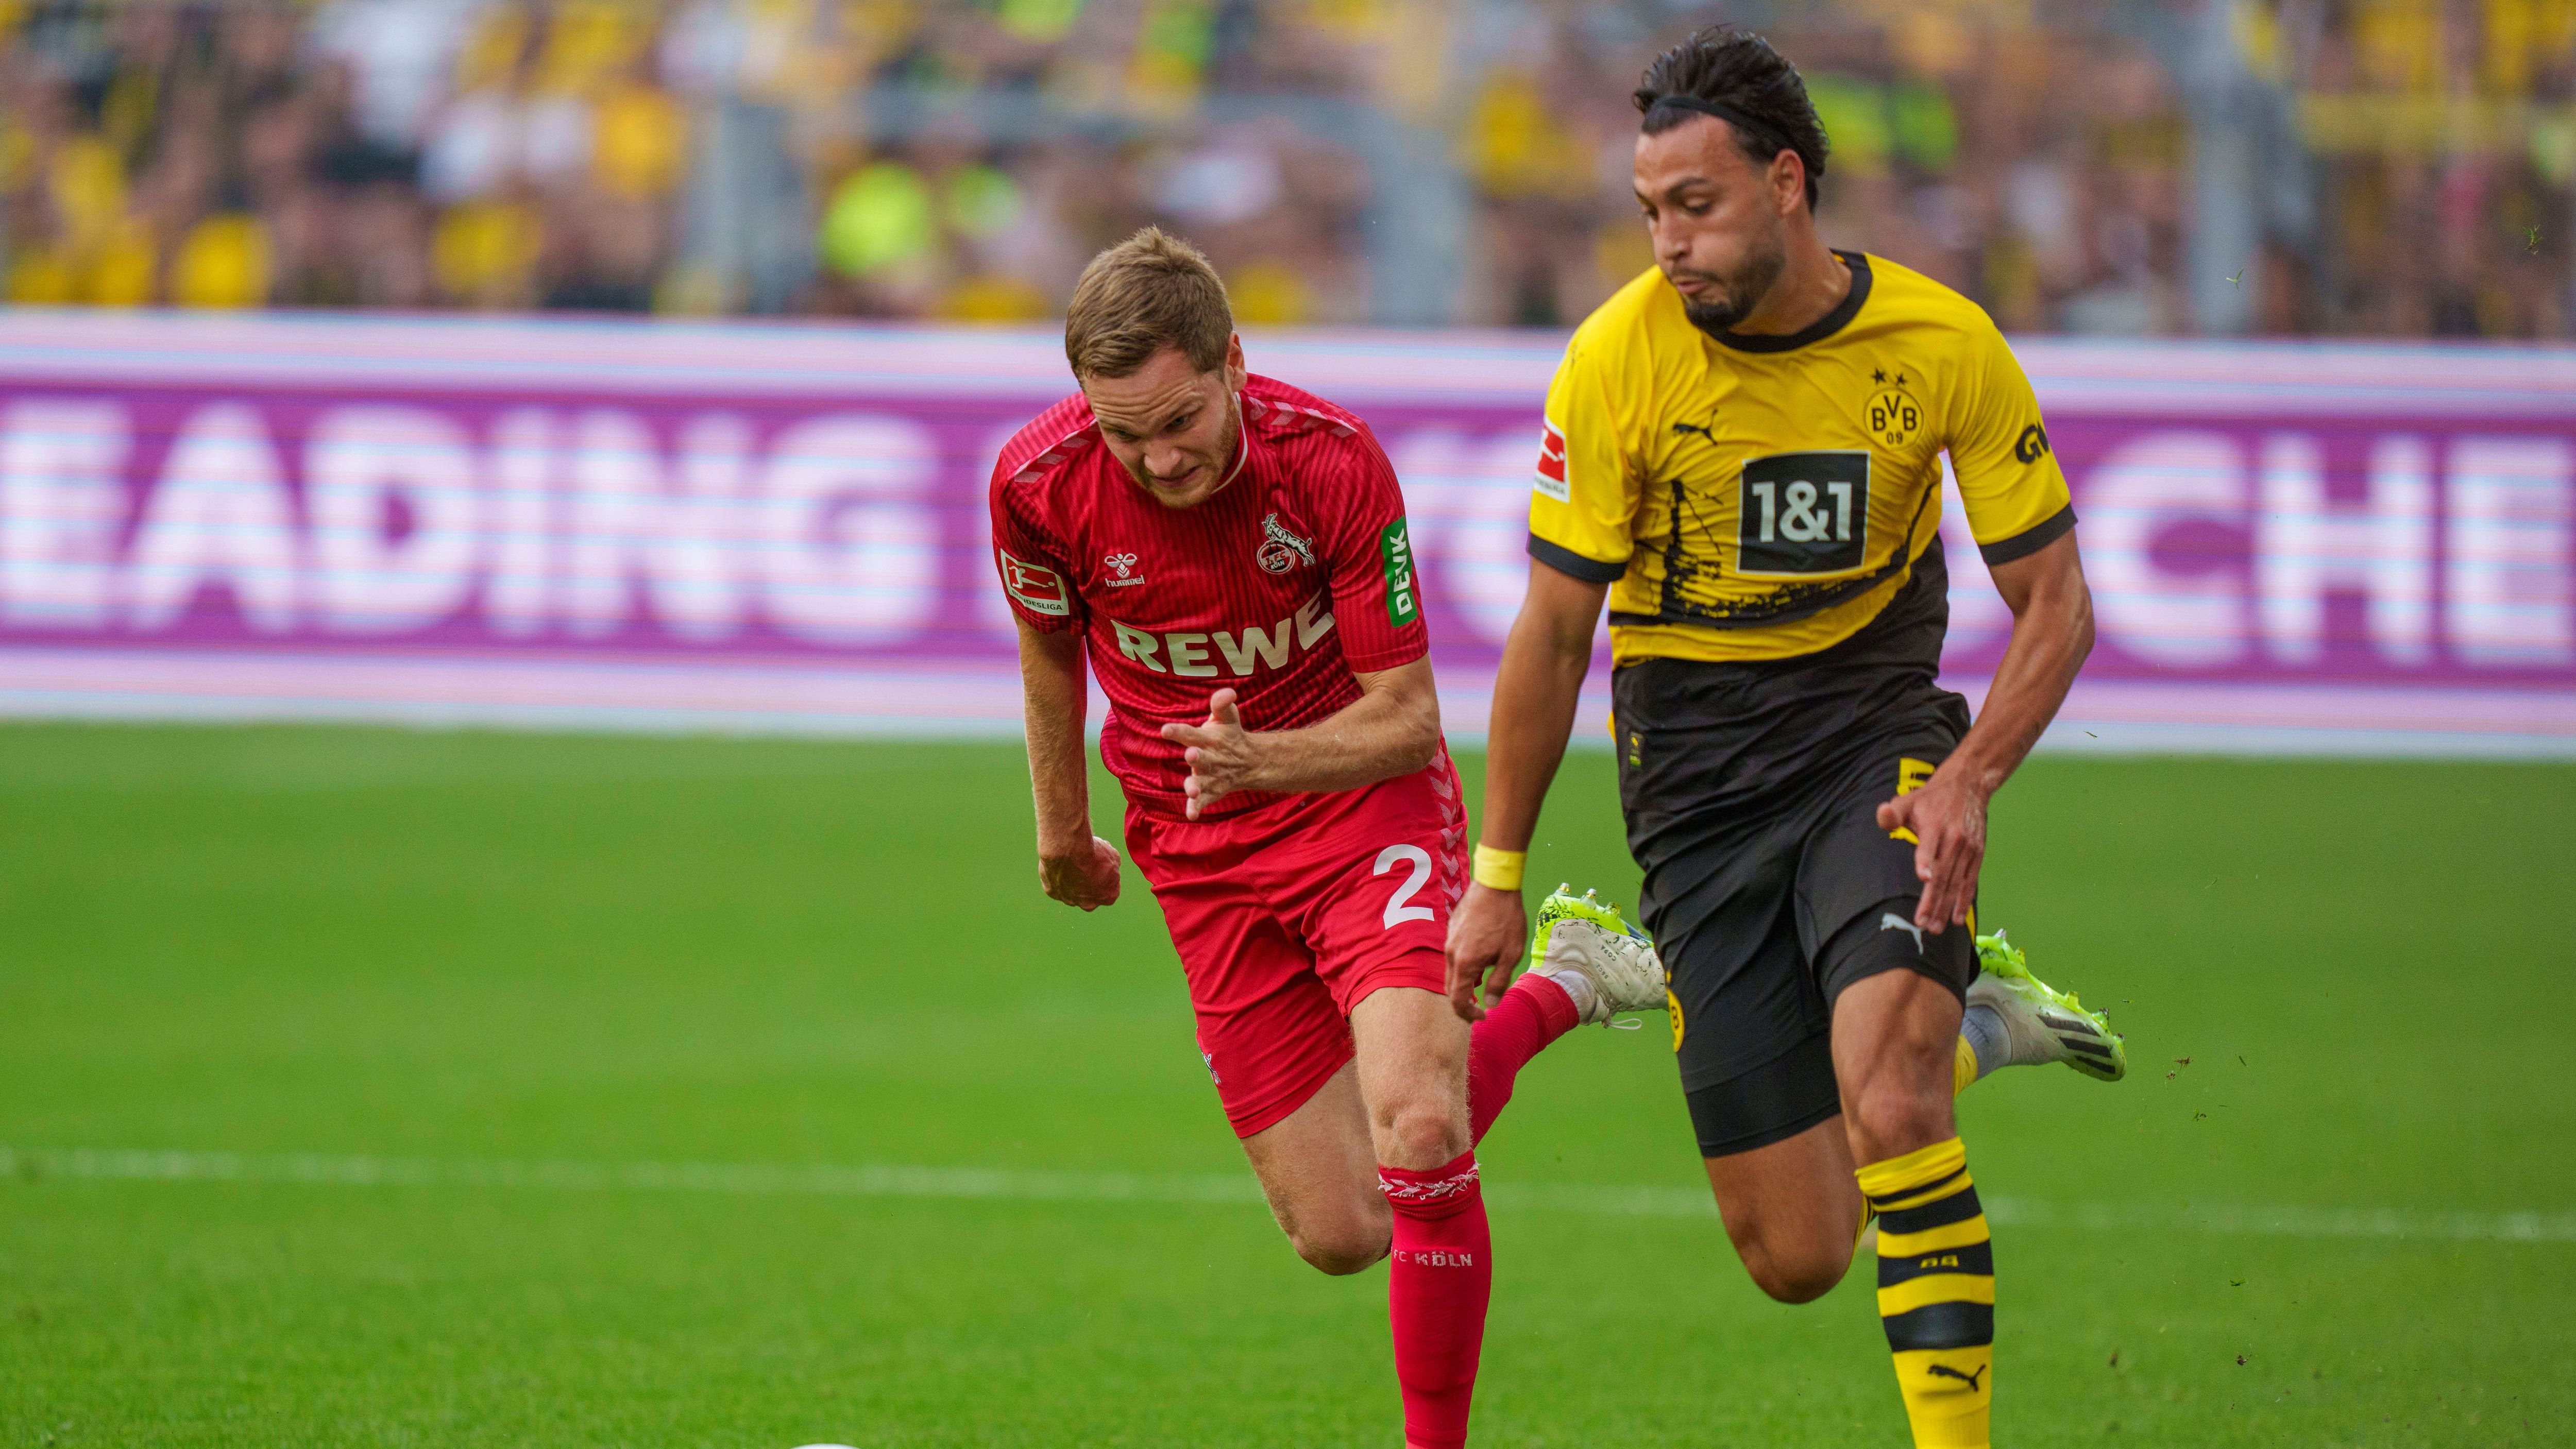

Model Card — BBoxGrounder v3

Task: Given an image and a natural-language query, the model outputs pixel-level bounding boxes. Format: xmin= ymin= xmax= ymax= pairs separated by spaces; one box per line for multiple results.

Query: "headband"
xmin=1640 ymin=95 xmax=1811 ymax=171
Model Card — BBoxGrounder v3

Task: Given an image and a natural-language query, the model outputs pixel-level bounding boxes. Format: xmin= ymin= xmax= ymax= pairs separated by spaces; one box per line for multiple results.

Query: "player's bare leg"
xmin=1700 ymin=970 xmax=1960 ymax=1299
xmin=1833 ymin=968 xmax=1964 ymax=1167
xmin=1701 ymin=1120 xmax=1863 ymax=1302
xmin=1240 ymin=1062 xmax=1391 ymax=1274
xmin=1234 ymin=987 xmax=1486 ymax=1272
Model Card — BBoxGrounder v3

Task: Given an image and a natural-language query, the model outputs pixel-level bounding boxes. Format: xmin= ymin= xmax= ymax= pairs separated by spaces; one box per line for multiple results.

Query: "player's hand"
xmin=1444 ymin=882 xmax=1528 ymax=1021
xmin=1039 ymin=834 xmax=1123 ymax=911
xmin=1876 ymin=769 xmax=1988 ymax=934
xmin=1160 ymin=689 xmax=1263 ymax=821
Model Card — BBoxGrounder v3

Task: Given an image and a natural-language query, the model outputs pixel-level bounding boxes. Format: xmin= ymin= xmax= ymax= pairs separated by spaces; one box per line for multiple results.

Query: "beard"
xmin=1673 ymin=230 xmax=1788 ymax=335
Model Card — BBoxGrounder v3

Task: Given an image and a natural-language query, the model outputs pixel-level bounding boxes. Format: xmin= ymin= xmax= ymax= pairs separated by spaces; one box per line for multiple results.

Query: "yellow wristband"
xmin=1471 ymin=845 xmax=1527 ymax=892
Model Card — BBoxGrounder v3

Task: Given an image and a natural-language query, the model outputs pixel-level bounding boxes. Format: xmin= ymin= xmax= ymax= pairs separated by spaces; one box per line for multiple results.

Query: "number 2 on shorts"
xmin=1374 ymin=844 xmax=1435 ymax=928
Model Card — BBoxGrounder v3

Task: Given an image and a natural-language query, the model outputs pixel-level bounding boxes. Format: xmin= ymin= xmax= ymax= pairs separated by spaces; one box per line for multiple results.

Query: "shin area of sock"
xmin=1466 ymin=974 xmax=1578 ymax=1144
xmin=1380 ymin=1151 xmax=1492 ymax=1449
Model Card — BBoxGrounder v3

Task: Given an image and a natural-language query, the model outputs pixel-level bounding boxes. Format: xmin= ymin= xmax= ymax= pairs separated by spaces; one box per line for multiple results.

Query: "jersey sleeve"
xmin=1944 ymin=319 xmax=2075 ymax=566
xmin=989 ymin=470 xmax=1083 ymax=634
xmin=1319 ymin=425 xmax=1431 ymax=673
xmin=1526 ymin=334 xmax=1642 ymax=584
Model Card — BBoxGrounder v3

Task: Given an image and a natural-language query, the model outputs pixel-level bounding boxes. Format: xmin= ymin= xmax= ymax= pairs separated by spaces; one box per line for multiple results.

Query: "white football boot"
xmin=1528 ymin=885 xmax=1668 ymax=1028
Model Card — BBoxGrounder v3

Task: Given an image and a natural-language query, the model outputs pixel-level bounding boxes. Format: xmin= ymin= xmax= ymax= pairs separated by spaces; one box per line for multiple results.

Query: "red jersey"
xmin=990 ymin=374 xmax=1430 ymax=820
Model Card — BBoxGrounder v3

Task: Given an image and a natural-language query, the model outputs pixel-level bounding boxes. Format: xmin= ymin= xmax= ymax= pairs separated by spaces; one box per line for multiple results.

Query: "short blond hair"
xmin=1063 ymin=228 xmax=1234 ymax=379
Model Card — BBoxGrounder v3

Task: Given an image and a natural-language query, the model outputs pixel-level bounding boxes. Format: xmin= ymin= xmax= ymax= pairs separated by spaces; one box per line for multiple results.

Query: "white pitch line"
xmin=4 ymin=1146 xmax=2570 ymax=1245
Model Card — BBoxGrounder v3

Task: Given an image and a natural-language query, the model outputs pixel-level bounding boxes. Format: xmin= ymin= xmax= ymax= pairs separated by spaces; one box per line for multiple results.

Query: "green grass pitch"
xmin=0 ymin=723 xmax=2568 ymax=1447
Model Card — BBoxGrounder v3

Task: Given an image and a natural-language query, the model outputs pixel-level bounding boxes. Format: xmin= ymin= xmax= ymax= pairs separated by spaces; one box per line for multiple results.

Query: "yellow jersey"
xmin=1529 ymin=251 xmax=2072 ymax=667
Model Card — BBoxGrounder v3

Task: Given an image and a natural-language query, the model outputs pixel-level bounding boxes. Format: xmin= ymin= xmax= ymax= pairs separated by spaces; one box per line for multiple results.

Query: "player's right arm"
xmin=994 ymin=457 xmax=1121 ymax=911
xmin=1446 ymin=335 xmax=1640 ymax=1019
xmin=1016 ymin=618 xmax=1121 ymax=911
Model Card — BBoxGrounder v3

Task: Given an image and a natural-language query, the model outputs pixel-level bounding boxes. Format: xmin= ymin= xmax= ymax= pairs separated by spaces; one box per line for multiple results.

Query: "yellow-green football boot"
xmin=1970 ymin=930 xmax=2127 ymax=1081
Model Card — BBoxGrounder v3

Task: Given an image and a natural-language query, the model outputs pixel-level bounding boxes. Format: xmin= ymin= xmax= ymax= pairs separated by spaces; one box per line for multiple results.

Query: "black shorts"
xmin=1614 ymin=650 xmax=1979 ymax=1161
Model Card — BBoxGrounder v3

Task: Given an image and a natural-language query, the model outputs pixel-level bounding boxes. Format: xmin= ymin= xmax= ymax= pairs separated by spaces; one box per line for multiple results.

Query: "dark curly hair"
xmin=1634 ymin=27 xmax=1830 ymax=211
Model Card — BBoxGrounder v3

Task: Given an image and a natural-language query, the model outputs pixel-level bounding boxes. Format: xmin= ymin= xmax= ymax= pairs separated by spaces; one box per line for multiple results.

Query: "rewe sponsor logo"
xmin=1110 ymin=593 xmax=1334 ymax=678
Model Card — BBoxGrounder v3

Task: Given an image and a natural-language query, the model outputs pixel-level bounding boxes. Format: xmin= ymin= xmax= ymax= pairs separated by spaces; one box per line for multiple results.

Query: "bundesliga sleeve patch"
xmin=1380 ymin=518 xmax=1419 ymax=627
xmin=1534 ymin=419 xmax=1570 ymax=502
xmin=998 ymin=547 xmax=1071 ymax=617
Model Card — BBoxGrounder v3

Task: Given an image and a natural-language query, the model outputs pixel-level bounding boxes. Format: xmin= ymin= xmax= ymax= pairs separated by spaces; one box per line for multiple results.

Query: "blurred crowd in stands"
xmin=0 ymin=0 xmax=2569 ymax=336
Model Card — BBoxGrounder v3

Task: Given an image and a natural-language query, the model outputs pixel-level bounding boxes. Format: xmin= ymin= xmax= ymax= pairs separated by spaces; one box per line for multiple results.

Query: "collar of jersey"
xmin=1208 ymin=395 xmax=1252 ymax=496
xmin=1707 ymin=250 xmax=1873 ymax=354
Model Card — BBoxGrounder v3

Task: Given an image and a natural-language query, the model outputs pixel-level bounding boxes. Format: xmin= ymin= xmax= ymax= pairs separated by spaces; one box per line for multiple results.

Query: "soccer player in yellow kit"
xmin=1446 ymin=26 xmax=2129 ymax=1449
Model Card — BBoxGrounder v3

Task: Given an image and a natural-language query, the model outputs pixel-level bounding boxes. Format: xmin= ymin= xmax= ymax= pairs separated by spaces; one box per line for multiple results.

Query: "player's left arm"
xmin=1878 ymin=317 xmax=2094 ymax=933
xmin=1879 ymin=532 xmax=2093 ymax=932
xmin=1161 ymin=422 xmax=1437 ymax=817
xmin=1159 ymin=657 xmax=1439 ymax=819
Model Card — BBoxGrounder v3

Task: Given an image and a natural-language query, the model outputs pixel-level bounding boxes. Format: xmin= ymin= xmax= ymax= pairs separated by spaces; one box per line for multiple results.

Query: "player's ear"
xmin=1770 ymin=149 xmax=1806 ymax=217
xmin=1223 ymin=332 xmax=1247 ymax=388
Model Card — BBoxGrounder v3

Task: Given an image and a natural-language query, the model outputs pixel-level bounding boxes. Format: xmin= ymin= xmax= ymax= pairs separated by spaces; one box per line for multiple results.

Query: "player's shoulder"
xmin=1240 ymin=373 xmax=1369 ymax=445
xmin=1855 ymin=252 xmax=2008 ymax=345
xmin=991 ymin=392 xmax=1104 ymax=513
xmin=1557 ymin=268 xmax=1696 ymax=404
xmin=1567 ymin=266 xmax=1689 ymax=360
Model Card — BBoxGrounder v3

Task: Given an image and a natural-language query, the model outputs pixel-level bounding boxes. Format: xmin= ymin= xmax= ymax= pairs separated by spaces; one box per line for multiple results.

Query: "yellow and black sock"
xmin=1857 ymin=1138 xmax=1993 ymax=1449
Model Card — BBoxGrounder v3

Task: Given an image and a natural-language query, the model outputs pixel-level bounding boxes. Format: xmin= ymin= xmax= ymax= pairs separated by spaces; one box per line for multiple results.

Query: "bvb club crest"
xmin=1863 ymin=367 xmax=1921 ymax=449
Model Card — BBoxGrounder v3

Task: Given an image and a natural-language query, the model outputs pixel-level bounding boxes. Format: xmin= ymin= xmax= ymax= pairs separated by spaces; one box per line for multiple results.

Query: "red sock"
xmin=1467 ymin=973 xmax=1580 ymax=1145
xmin=1380 ymin=1151 xmax=1492 ymax=1449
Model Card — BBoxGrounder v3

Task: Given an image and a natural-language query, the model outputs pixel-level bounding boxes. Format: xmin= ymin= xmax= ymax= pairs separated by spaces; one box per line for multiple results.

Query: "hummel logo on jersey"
xmin=1111 ymin=594 xmax=1335 ymax=678
xmin=1256 ymin=513 xmax=1316 ymax=574
xmin=1879 ymin=912 xmax=1925 ymax=952
xmin=1105 ymin=551 xmax=1146 ymax=588
xmin=1925 ymin=1363 xmax=1988 ymax=1392
xmin=998 ymin=547 xmax=1071 ymax=616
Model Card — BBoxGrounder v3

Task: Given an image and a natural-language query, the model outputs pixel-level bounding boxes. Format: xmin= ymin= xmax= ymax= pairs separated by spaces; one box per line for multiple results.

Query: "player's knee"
xmin=1846 ymin=1082 xmax=1950 ymax=1163
xmin=1370 ymin=1098 xmax=1469 ymax=1172
xmin=1290 ymin=1222 xmax=1390 ymax=1276
xmin=1729 ymin=1222 xmax=1850 ymax=1304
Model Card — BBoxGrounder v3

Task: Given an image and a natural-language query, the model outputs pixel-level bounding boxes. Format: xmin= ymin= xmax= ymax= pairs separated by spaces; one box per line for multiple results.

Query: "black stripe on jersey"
xmin=1528 ymin=534 xmax=1629 ymax=584
xmin=1977 ymin=504 xmax=2076 ymax=567
xmin=1880 ymin=1299 xmax=1996 ymax=1352
xmin=1876 ymin=1185 xmax=1986 ymax=1237
xmin=1876 ymin=1239 xmax=1994 ymax=1287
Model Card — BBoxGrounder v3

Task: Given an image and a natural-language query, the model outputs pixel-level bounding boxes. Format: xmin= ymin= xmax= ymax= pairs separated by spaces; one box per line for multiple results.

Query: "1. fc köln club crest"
xmin=1257 ymin=513 xmax=1317 ymax=574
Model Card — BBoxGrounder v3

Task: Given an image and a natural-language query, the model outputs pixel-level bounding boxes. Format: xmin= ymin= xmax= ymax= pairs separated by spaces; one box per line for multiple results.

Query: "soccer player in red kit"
xmin=993 ymin=229 xmax=1666 ymax=1449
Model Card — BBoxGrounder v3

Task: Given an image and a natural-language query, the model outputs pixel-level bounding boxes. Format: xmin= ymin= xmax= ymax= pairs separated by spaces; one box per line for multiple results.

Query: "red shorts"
xmin=1124 ymin=748 xmax=1469 ymax=1138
